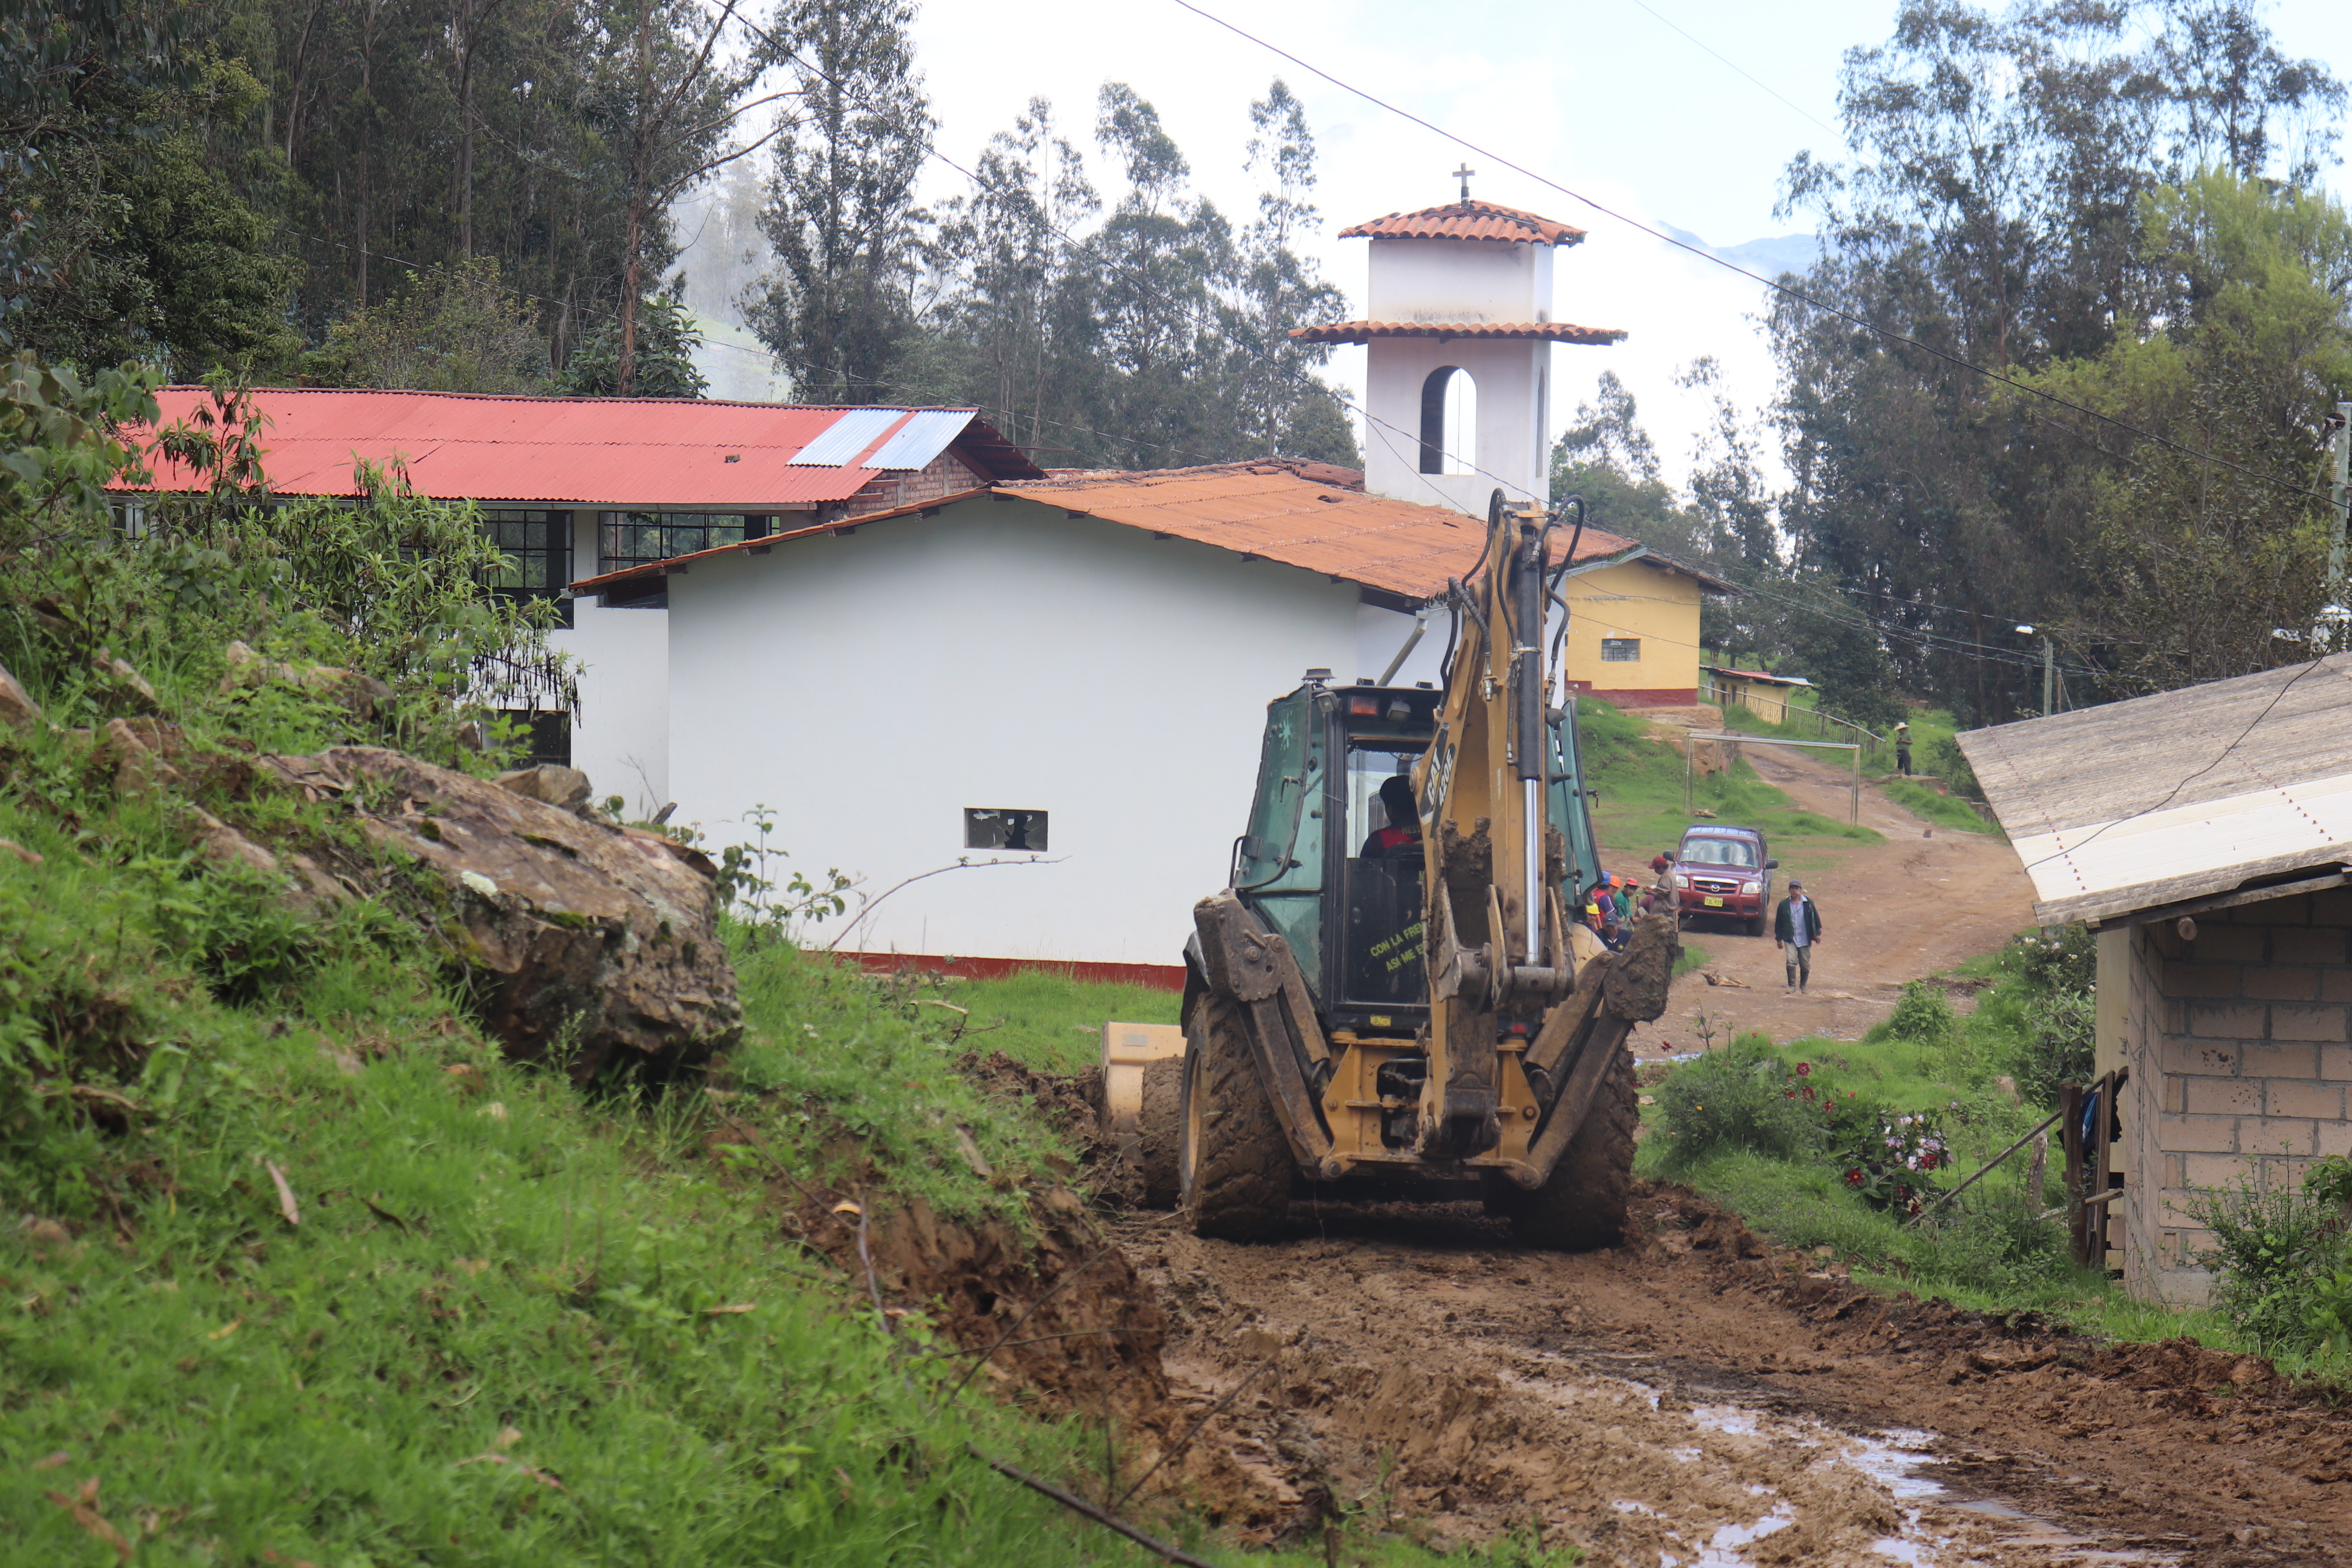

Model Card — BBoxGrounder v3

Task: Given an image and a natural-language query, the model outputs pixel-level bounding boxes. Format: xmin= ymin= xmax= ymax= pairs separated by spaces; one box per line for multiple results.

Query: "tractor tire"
xmin=1134 ymin=1056 xmax=1184 ymax=1210
xmin=1494 ymin=1044 xmax=1637 ymax=1250
xmin=1178 ymin=994 xmax=1292 ymax=1242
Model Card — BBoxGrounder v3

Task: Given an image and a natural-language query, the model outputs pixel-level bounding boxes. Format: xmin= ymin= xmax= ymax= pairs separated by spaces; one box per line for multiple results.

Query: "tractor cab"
xmin=1224 ymin=669 xmax=1606 ymax=1038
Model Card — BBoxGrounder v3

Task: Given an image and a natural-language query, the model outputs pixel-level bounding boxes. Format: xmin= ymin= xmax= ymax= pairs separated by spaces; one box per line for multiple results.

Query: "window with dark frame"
xmin=481 ymin=508 xmax=574 ymax=626
xmin=1600 ymin=638 xmax=1641 ymax=662
xmin=599 ymin=512 xmax=775 ymax=574
xmin=964 ymin=808 xmax=1048 ymax=852
xmin=499 ymin=709 xmax=572 ymax=768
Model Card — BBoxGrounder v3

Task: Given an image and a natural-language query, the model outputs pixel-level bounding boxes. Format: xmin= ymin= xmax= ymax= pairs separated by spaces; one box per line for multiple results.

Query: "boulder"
xmin=264 ymin=746 xmax=739 ymax=1079
xmin=0 ymin=660 xmax=39 ymax=730
xmin=494 ymin=763 xmax=594 ymax=814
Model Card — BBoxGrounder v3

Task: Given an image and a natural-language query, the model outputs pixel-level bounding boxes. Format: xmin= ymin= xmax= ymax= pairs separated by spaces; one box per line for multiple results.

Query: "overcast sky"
xmin=689 ymin=1 xmax=2352 ymax=489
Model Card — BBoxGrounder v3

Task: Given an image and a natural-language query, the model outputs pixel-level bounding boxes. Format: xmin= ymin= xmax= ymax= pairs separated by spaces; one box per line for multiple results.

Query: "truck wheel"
xmin=1749 ymin=912 xmax=1769 ymax=938
xmin=1134 ymin=1056 xmax=1183 ymax=1209
xmin=1178 ymin=994 xmax=1292 ymax=1242
xmin=1495 ymin=1046 xmax=1637 ymax=1250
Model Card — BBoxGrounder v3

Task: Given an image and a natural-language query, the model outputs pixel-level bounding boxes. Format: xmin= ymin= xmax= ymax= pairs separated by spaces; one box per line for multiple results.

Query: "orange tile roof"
xmin=1291 ymin=319 xmax=1626 ymax=346
xmin=569 ymin=463 xmax=1737 ymax=600
xmin=1338 ymin=200 xmax=1586 ymax=246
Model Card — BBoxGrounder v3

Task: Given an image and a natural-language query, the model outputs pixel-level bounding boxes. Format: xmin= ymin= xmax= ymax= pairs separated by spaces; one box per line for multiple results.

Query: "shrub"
xmin=1923 ymin=733 xmax=1981 ymax=798
xmin=2190 ymin=1159 xmax=2352 ymax=1356
xmin=1655 ymin=1034 xmax=1825 ymax=1166
xmin=1886 ymin=979 xmax=1956 ymax=1044
xmin=1827 ymin=1103 xmax=1952 ymax=1216
xmin=2012 ymin=986 xmax=2096 ymax=1106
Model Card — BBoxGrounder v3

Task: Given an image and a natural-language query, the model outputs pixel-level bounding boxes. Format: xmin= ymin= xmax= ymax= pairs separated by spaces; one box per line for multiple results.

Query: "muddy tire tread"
xmin=1505 ymin=1044 xmax=1636 ymax=1250
xmin=1180 ymin=995 xmax=1291 ymax=1242
xmin=1136 ymin=1056 xmax=1183 ymax=1209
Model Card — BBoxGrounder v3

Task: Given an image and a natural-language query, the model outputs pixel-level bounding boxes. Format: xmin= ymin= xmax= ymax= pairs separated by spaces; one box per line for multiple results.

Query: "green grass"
xmin=940 ymin=970 xmax=1181 ymax=1074
xmin=1577 ymin=698 xmax=1881 ymax=868
xmin=1672 ymin=942 xmax=1711 ymax=980
xmin=1880 ymin=778 xmax=2003 ymax=836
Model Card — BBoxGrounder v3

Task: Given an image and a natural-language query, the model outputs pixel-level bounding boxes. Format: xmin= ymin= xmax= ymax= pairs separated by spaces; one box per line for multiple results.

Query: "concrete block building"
xmin=1963 ymin=652 xmax=2352 ymax=1302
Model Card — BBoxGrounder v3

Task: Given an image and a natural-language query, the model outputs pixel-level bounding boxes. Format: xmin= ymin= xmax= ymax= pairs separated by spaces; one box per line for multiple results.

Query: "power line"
xmin=1169 ymin=0 xmax=2335 ymax=511
xmin=1618 ymin=0 xmax=1838 ymax=135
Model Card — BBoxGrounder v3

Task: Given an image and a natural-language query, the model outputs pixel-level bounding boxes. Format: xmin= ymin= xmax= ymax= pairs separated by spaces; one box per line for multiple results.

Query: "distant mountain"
xmin=1659 ymin=224 xmax=1823 ymax=280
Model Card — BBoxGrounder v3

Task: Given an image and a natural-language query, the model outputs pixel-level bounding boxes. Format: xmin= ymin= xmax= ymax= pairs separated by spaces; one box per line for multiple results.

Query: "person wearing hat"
xmin=1893 ymin=720 xmax=1912 ymax=775
xmin=1611 ymin=875 xmax=1634 ymax=926
xmin=1774 ymin=879 xmax=1823 ymax=993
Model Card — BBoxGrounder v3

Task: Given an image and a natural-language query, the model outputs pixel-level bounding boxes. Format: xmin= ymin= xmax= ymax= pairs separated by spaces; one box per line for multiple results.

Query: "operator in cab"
xmin=1361 ymin=775 xmax=1423 ymax=858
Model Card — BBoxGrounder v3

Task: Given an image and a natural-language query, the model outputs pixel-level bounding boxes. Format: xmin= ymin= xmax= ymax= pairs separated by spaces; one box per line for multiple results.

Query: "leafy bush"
xmin=1828 ymin=1104 xmax=1952 ymax=1215
xmin=2190 ymin=1159 xmax=2352 ymax=1356
xmin=1885 ymin=979 xmax=1957 ymax=1044
xmin=2013 ymin=986 xmax=2096 ymax=1106
xmin=1654 ymin=1034 xmax=1827 ymax=1166
xmin=1924 ymin=733 xmax=1981 ymax=798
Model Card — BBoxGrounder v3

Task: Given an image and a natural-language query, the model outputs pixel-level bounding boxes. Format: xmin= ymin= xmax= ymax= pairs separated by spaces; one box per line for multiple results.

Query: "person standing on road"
xmin=1893 ymin=720 xmax=1913 ymax=776
xmin=1775 ymin=880 xmax=1822 ymax=994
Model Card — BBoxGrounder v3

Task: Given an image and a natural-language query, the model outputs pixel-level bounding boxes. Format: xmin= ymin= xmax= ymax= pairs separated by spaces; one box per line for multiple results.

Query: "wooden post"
xmin=2058 ymin=1080 xmax=2087 ymax=1265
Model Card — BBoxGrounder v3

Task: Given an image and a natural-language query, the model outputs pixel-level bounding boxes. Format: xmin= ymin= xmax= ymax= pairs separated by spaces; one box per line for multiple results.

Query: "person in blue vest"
xmin=1775 ymin=880 xmax=1823 ymax=993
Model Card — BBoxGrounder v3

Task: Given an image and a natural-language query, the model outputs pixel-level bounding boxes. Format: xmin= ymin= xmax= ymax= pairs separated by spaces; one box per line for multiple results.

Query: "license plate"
xmin=1703 ymin=896 xmax=1724 ymax=907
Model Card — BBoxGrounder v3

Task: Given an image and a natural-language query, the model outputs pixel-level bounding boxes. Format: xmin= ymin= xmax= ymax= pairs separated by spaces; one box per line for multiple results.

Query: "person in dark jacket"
xmin=1773 ymin=880 xmax=1823 ymax=992
xmin=1361 ymin=775 xmax=1422 ymax=858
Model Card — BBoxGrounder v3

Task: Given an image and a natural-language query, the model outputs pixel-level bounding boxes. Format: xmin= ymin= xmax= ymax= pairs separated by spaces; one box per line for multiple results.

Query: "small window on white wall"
xmin=965 ymin=808 xmax=1048 ymax=852
xmin=1417 ymin=366 xmax=1477 ymax=476
xmin=1600 ymin=638 xmax=1641 ymax=662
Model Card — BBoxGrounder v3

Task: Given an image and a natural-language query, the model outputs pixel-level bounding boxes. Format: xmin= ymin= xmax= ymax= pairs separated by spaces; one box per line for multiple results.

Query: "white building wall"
xmin=1355 ymin=601 xmax=1446 ymax=688
xmin=548 ymin=510 xmax=669 ymax=814
xmin=1361 ymin=335 xmax=1550 ymax=514
xmin=664 ymin=498 xmax=1364 ymax=965
xmin=1365 ymin=236 xmax=1551 ymax=323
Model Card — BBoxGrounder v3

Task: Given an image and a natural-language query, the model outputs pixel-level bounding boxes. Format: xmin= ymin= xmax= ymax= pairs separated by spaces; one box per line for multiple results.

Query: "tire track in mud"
xmin=1108 ymin=1186 xmax=2352 ymax=1566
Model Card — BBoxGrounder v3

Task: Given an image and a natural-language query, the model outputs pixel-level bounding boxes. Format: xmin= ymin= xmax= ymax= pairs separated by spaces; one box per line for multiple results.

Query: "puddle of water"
xmin=1696 ymin=1504 xmax=1794 ymax=1566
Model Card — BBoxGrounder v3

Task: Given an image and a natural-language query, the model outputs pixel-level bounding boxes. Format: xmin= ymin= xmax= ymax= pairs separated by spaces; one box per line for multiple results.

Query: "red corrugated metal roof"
xmin=110 ymin=387 xmax=1043 ymax=507
xmin=571 ymin=462 xmax=1737 ymax=600
xmin=1291 ymin=319 xmax=1626 ymax=346
xmin=1338 ymin=200 xmax=1586 ymax=246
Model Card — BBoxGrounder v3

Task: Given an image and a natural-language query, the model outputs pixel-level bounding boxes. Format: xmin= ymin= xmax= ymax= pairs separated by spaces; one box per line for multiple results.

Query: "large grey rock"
xmin=264 ymin=746 xmax=740 ymax=1079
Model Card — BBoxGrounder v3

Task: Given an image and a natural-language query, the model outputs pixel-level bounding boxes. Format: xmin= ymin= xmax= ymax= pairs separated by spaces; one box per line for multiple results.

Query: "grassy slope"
xmin=1577 ymin=698 xmax=1880 ymax=876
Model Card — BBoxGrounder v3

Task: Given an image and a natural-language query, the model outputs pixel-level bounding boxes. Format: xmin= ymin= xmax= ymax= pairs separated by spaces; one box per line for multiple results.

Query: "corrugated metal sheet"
xmin=1338 ymin=200 xmax=1586 ymax=247
xmin=1291 ymin=319 xmax=1626 ymax=346
xmin=865 ymin=407 xmax=976 ymax=470
xmin=111 ymin=388 xmax=1024 ymax=507
xmin=1958 ymin=653 xmax=2352 ymax=923
xmin=788 ymin=407 xmax=910 ymax=467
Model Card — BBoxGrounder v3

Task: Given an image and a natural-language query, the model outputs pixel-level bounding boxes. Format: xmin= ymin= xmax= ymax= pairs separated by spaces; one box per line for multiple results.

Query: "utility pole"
xmin=2016 ymin=623 xmax=2055 ymax=717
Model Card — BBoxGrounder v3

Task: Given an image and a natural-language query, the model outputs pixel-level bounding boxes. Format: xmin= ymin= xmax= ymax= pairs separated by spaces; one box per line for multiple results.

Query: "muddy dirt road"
xmin=1117 ymin=1188 xmax=2352 ymax=1566
xmin=1604 ymin=739 xmax=2040 ymax=1050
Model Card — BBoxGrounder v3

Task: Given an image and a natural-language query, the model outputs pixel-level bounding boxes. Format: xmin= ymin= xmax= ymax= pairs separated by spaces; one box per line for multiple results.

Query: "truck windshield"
xmin=1681 ymin=837 xmax=1757 ymax=868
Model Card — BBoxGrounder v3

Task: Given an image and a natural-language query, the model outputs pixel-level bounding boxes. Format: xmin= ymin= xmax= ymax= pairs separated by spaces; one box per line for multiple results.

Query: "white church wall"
xmin=1365 ymin=237 xmax=1549 ymax=323
xmin=549 ymin=511 xmax=669 ymax=814
xmin=664 ymin=498 xmax=1363 ymax=966
xmin=1362 ymin=335 xmax=1550 ymax=513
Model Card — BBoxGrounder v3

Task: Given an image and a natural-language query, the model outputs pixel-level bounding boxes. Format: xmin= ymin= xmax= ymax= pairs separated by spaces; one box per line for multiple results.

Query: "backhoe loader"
xmin=1161 ymin=491 xmax=1678 ymax=1245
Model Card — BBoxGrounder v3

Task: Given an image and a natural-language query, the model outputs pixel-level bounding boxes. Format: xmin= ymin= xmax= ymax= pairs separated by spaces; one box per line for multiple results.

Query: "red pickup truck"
xmin=1673 ymin=825 xmax=1778 ymax=937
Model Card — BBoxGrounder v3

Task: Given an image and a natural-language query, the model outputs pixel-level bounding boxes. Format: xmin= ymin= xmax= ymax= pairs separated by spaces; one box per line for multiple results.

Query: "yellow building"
xmin=1698 ymin=662 xmax=1815 ymax=723
xmin=1557 ymin=534 xmax=1736 ymax=708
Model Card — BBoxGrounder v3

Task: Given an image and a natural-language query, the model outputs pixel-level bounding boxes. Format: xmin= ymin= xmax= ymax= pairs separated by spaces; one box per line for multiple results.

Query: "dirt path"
xmin=1603 ymin=739 xmax=2039 ymax=1050
xmin=1114 ymin=1187 xmax=2351 ymax=1566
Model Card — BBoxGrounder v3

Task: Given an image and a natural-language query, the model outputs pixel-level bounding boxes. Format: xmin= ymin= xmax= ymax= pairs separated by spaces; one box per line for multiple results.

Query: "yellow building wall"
xmin=1560 ymin=560 xmax=1703 ymax=705
xmin=1719 ymin=677 xmax=1795 ymax=723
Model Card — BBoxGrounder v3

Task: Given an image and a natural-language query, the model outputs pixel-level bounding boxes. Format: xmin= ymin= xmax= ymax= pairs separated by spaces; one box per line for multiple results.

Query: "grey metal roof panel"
xmin=788 ymin=407 xmax=907 ymax=466
xmin=1956 ymin=653 xmax=2352 ymax=922
xmin=866 ymin=408 xmax=976 ymax=470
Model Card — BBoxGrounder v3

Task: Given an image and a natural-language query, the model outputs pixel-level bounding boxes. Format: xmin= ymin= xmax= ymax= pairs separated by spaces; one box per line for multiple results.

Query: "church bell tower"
xmin=1296 ymin=172 xmax=1626 ymax=516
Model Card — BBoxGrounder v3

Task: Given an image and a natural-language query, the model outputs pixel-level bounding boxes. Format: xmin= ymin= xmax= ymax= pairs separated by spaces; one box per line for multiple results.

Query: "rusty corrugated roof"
xmin=1291 ymin=319 xmax=1626 ymax=346
xmin=570 ymin=462 xmax=1736 ymax=601
xmin=1338 ymin=200 xmax=1586 ymax=246
xmin=112 ymin=387 xmax=1044 ymax=507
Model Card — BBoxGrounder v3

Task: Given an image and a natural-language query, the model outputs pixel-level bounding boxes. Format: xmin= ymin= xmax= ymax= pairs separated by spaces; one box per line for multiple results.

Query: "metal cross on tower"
xmin=1452 ymin=164 xmax=1475 ymax=202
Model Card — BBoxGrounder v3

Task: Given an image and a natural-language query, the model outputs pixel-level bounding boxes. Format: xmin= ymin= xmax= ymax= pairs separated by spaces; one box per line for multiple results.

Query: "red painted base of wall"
xmin=1573 ymin=687 xmax=1698 ymax=708
xmin=836 ymin=950 xmax=1188 ymax=992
